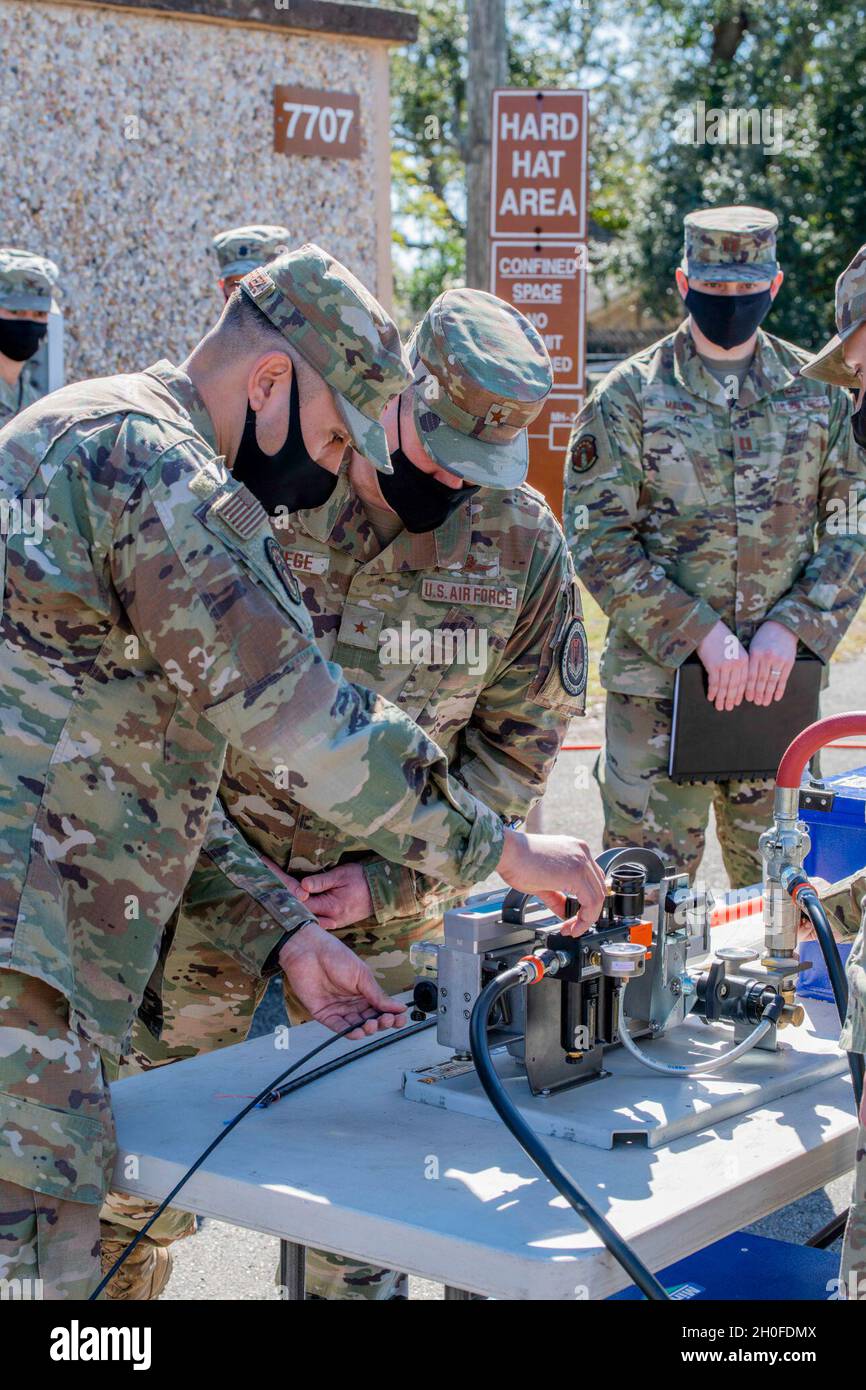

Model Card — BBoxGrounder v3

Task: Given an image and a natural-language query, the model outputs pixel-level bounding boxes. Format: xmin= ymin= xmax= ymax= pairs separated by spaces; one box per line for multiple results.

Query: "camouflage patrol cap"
xmin=800 ymin=244 xmax=866 ymax=389
xmin=407 ymin=288 xmax=552 ymax=488
xmin=684 ymin=206 xmax=779 ymax=284
xmin=0 ymin=247 xmax=60 ymax=311
xmin=240 ymin=242 xmax=411 ymax=473
xmin=212 ymin=224 xmax=291 ymax=279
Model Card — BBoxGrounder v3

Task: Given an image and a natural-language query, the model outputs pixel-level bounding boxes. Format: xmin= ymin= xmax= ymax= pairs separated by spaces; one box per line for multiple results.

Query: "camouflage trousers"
xmin=841 ymin=1105 xmax=866 ymax=1300
xmin=0 ymin=968 xmax=115 ymax=1299
xmin=597 ymin=692 xmax=776 ymax=889
xmin=101 ymin=907 xmax=438 ymax=1299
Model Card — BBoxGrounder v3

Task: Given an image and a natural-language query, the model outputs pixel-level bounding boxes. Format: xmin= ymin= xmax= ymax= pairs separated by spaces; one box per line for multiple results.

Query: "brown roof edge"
xmin=42 ymin=0 xmax=419 ymax=43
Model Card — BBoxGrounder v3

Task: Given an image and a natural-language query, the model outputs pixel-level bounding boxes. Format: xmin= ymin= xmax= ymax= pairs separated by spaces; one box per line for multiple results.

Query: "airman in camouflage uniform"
xmin=211 ymin=224 xmax=291 ymax=302
xmin=799 ymin=868 xmax=866 ymax=1299
xmin=799 ymin=243 xmax=866 ymax=1299
xmin=0 ymin=246 xmax=601 ymax=1300
xmin=0 ymin=248 xmax=59 ymax=427
xmin=103 ymin=288 xmax=589 ymax=1300
xmin=564 ymin=206 xmax=866 ymax=888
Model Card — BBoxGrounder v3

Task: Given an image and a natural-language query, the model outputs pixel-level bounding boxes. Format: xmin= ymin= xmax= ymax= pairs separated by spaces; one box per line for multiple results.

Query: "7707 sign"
xmin=273 ymin=85 xmax=361 ymax=160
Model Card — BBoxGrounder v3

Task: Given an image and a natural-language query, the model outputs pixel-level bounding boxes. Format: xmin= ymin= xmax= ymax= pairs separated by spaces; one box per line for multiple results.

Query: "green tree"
xmin=390 ymin=0 xmax=866 ymax=345
xmin=389 ymin=0 xmax=603 ymax=323
xmin=628 ymin=0 xmax=866 ymax=348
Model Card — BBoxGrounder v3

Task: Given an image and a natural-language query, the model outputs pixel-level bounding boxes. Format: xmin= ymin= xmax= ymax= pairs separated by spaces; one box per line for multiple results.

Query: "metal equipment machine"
xmin=409 ymin=846 xmax=803 ymax=1097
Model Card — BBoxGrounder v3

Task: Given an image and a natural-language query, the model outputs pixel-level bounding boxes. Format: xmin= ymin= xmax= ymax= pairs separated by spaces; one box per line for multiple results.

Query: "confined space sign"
xmin=491 ymin=241 xmax=586 ymax=392
xmin=490 ymin=89 xmax=588 ymax=241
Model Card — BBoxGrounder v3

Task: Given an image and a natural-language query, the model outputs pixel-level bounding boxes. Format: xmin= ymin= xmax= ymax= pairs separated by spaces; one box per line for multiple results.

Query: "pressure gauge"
xmin=600 ymin=941 xmax=647 ymax=978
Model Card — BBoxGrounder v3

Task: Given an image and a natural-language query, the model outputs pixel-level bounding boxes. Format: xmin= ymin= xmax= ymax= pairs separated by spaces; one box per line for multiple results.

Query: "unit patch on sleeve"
xmin=265 ymin=535 xmax=301 ymax=604
xmin=559 ymin=617 xmax=588 ymax=697
xmin=569 ymin=434 xmax=598 ymax=474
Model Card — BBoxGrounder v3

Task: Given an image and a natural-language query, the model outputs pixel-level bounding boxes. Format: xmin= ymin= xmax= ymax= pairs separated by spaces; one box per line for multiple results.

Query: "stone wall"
xmin=0 ymin=0 xmax=408 ymax=379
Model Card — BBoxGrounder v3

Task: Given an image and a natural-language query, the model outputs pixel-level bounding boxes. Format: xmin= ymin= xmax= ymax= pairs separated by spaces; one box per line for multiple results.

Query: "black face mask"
xmin=850 ymin=390 xmax=866 ymax=450
xmin=684 ymin=286 xmax=773 ymax=351
xmin=378 ymin=401 xmax=479 ymax=534
xmin=232 ymin=373 xmax=339 ymax=515
xmin=0 ymin=318 xmax=47 ymax=362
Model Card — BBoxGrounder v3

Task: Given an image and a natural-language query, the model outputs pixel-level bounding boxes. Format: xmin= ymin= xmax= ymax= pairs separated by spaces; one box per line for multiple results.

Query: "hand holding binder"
xmin=669 ymin=652 xmax=823 ymax=783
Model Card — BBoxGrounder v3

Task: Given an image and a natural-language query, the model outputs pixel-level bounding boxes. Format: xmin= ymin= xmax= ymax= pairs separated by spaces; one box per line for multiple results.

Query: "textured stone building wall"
xmin=0 ymin=0 xmax=393 ymax=380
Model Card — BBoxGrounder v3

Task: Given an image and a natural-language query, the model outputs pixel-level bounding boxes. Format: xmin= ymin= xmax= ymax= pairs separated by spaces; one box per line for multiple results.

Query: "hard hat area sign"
xmin=490 ymin=90 xmax=588 ymax=240
xmin=491 ymin=242 xmax=586 ymax=393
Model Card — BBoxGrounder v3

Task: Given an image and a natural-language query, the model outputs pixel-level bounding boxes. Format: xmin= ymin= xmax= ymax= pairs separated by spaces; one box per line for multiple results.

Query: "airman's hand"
xmin=496 ymin=831 xmax=606 ymax=935
xmin=745 ymin=621 xmax=798 ymax=706
xmin=278 ymin=923 xmax=406 ymax=1039
xmin=696 ymin=620 xmax=749 ymax=711
xmin=300 ymin=863 xmax=374 ymax=931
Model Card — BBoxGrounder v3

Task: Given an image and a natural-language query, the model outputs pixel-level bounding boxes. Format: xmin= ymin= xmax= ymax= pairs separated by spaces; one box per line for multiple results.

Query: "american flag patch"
xmin=242 ymin=267 xmax=273 ymax=299
xmin=211 ymin=487 xmax=268 ymax=540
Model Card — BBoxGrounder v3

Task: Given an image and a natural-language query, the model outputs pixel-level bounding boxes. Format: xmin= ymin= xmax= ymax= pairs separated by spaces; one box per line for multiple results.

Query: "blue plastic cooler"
xmin=797 ymin=766 xmax=864 ymax=1000
xmin=801 ymin=765 xmax=866 ymax=884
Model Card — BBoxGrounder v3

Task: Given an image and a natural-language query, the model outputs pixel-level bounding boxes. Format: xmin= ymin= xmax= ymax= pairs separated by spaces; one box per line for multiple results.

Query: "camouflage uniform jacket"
xmin=0 ymin=361 xmax=504 ymax=1059
xmin=817 ymin=871 xmax=866 ymax=1055
xmin=563 ymin=324 xmax=866 ymax=697
xmin=0 ymin=371 xmax=39 ymax=429
xmin=215 ymin=472 xmax=586 ymax=935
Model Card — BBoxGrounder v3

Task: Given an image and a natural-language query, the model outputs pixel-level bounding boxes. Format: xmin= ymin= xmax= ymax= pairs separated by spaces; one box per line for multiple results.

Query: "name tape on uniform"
xmin=283 ymin=547 xmax=329 ymax=576
xmin=421 ymin=576 xmax=518 ymax=610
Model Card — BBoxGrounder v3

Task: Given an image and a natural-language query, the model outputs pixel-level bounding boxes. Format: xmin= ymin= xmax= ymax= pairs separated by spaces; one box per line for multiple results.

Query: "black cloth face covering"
xmin=684 ymin=286 xmax=772 ymax=351
xmin=850 ymin=389 xmax=866 ymax=450
xmin=377 ymin=398 xmax=479 ymax=534
xmin=0 ymin=318 xmax=47 ymax=362
xmin=232 ymin=372 xmax=339 ymax=515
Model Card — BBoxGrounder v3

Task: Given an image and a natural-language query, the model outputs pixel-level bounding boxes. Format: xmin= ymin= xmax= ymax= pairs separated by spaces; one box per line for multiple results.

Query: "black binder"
xmin=668 ymin=653 xmax=822 ymax=783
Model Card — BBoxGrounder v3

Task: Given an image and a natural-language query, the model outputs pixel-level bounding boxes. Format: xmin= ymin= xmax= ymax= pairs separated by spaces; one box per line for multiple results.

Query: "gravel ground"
xmin=161 ymin=658 xmax=863 ymax=1299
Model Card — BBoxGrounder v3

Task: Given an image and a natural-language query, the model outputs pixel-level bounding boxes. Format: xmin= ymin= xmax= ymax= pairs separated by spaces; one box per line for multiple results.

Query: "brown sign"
xmin=274 ymin=85 xmax=361 ymax=160
xmin=525 ymin=394 xmax=584 ymax=521
xmin=491 ymin=241 xmax=586 ymax=393
xmin=490 ymin=89 xmax=588 ymax=241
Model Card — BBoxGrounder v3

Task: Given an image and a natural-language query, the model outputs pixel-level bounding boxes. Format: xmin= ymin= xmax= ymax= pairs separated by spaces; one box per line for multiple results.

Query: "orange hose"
xmin=710 ymin=895 xmax=762 ymax=927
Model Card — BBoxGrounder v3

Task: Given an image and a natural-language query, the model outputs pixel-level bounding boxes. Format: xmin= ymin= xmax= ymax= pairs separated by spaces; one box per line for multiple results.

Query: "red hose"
xmin=562 ymin=740 xmax=866 ymax=754
xmin=776 ymin=712 xmax=866 ymax=788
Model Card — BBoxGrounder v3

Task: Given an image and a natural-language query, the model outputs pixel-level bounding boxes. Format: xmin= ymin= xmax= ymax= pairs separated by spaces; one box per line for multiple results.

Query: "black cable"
xmin=469 ymin=966 xmax=670 ymax=1301
xmin=91 ymin=1015 xmax=403 ymax=1299
xmin=262 ymin=1015 xmax=435 ymax=1106
xmin=806 ymin=1208 xmax=850 ymax=1249
xmin=783 ymin=871 xmax=864 ymax=1107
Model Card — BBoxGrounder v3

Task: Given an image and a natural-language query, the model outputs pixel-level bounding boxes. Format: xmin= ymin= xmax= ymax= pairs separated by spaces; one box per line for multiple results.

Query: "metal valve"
xmin=715 ymin=946 xmax=759 ymax=968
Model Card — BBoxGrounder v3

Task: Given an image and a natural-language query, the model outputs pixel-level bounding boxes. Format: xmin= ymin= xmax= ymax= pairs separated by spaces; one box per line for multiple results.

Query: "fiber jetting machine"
xmin=94 ymin=717 xmax=866 ymax=1303
xmin=404 ymin=715 xmax=866 ymax=1300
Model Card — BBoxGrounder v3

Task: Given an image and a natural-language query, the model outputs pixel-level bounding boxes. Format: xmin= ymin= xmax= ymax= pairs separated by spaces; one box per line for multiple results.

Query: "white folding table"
xmin=110 ymin=918 xmax=859 ymax=1301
